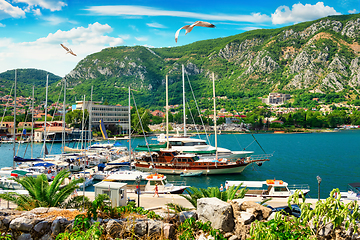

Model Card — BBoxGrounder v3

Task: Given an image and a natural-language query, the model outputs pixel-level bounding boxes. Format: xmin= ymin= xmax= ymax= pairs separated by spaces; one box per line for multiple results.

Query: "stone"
xmin=238 ymin=212 xmax=255 ymax=225
xmin=147 ymin=219 xmax=163 ymax=237
xmin=197 ymin=198 xmax=234 ymax=232
xmin=50 ymin=219 xmax=61 ymax=236
xmin=223 ymin=232 xmax=234 ymax=238
xmin=197 ymin=233 xmax=215 ymax=240
xmin=163 ymin=223 xmax=175 ymax=239
xmin=229 ymin=235 xmax=239 ymax=240
xmin=34 ymin=221 xmax=50 ymax=235
xmin=17 ymin=233 xmax=32 ymax=240
xmin=127 ymin=219 xmax=147 ymax=237
xmin=239 ymin=201 xmax=272 ymax=219
xmin=179 ymin=211 xmax=197 ymax=223
xmin=9 ymin=217 xmax=34 ymax=232
xmin=319 ymin=222 xmax=334 ymax=236
xmin=106 ymin=219 xmax=123 ymax=238
xmin=40 ymin=233 xmax=53 ymax=240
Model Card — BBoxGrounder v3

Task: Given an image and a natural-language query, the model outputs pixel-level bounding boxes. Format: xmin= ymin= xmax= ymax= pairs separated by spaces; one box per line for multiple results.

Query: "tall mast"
xmin=212 ymin=72 xmax=218 ymax=160
xmin=182 ymin=64 xmax=186 ymax=136
xmin=81 ymin=95 xmax=85 ymax=150
xmin=166 ymin=75 xmax=169 ymax=149
xmin=12 ymin=69 xmax=17 ymax=168
xmin=88 ymin=86 xmax=93 ymax=147
xmin=128 ymin=86 xmax=131 ymax=162
xmin=31 ymin=85 xmax=34 ymax=159
xmin=62 ymin=77 xmax=66 ymax=156
xmin=43 ymin=75 xmax=48 ymax=159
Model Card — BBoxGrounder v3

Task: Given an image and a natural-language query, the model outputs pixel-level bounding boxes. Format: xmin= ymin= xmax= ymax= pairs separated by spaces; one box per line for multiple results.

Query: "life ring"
xmin=48 ymin=170 xmax=51 ymax=174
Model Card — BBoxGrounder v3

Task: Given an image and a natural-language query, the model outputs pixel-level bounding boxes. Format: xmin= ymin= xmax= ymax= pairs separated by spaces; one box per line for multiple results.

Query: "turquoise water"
xmin=1 ymin=130 xmax=359 ymax=198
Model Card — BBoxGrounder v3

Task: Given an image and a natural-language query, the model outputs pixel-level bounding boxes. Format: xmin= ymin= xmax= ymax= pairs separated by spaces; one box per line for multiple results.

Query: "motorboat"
xmin=103 ymin=171 xmax=188 ymax=194
xmin=339 ymin=183 xmax=360 ymax=200
xmin=226 ymin=179 xmax=310 ymax=198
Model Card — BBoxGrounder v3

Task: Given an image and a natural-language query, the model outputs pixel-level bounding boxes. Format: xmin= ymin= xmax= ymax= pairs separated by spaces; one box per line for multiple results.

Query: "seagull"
xmin=175 ymin=21 xmax=215 ymax=43
xmin=60 ymin=44 xmax=77 ymax=56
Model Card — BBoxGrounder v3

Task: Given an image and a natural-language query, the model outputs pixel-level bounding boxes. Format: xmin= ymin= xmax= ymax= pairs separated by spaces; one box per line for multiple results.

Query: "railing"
xmin=249 ymin=153 xmax=273 ymax=160
xmin=288 ymin=184 xmax=310 ymax=191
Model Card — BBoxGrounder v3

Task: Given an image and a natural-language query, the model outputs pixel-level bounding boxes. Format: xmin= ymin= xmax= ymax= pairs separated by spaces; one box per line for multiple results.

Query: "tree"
xmin=0 ymin=170 xmax=84 ymax=210
xmin=65 ymin=109 xmax=89 ymax=128
xmin=131 ymin=108 xmax=151 ymax=133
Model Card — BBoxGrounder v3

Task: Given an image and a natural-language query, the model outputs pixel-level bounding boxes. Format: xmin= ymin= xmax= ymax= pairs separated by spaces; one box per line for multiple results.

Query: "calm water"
xmin=1 ymin=130 xmax=359 ymax=198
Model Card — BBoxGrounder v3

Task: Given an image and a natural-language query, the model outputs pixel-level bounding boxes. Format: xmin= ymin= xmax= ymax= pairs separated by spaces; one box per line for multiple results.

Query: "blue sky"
xmin=0 ymin=0 xmax=358 ymax=77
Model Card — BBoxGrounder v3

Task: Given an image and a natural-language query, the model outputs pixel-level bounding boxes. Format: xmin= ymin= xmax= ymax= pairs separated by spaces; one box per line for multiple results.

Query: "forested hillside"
xmin=1 ymin=14 xmax=360 ymax=111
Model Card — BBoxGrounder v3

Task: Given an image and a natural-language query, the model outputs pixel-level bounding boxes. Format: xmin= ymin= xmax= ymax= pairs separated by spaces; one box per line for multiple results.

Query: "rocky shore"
xmin=1 ymin=197 xmax=358 ymax=239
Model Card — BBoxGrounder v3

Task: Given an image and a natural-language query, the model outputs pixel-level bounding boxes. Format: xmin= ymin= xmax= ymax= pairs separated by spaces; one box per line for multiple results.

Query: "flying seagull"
xmin=175 ymin=21 xmax=215 ymax=43
xmin=60 ymin=44 xmax=77 ymax=56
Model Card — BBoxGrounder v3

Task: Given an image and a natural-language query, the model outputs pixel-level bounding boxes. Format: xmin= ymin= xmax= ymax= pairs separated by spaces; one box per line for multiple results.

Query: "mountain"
xmin=0 ymin=69 xmax=62 ymax=98
xmin=3 ymin=14 xmax=360 ymax=110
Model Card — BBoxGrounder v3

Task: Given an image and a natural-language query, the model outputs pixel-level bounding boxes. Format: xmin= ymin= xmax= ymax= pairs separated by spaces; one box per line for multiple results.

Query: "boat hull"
xmin=135 ymin=164 xmax=248 ymax=175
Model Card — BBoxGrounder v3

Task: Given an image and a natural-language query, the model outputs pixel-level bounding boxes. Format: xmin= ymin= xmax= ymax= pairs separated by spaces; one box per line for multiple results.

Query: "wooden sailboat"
xmin=134 ymin=73 xmax=270 ymax=175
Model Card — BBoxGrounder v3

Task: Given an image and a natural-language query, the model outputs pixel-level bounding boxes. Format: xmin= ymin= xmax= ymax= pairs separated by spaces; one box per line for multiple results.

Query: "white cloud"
xmin=348 ymin=9 xmax=357 ymax=14
xmin=135 ymin=36 xmax=148 ymax=41
xmin=146 ymin=22 xmax=166 ymax=28
xmin=0 ymin=23 xmax=5 ymax=27
xmin=85 ymin=5 xmax=271 ymax=23
xmin=118 ymin=34 xmax=130 ymax=40
xmin=0 ymin=23 xmax=125 ymax=76
xmin=32 ymin=8 xmax=41 ymax=16
xmin=0 ymin=0 xmax=26 ymax=20
xmin=271 ymin=2 xmax=341 ymax=25
xmin=239 ymin=26 xmax=262 ymax=31
xmin=13 ymin=0 xmax=67 ymax=11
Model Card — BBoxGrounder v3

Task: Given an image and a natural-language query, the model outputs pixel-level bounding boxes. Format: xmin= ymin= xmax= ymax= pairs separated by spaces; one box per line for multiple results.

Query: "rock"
xmin=197 ymin=198 xmax=234 ymax=232
xmin=319 ymin=222 xmax=334 ymax=236
xmin=197 ymin=233 xmax=215 ymax=240
xmin=17 ymin=233 xmax=32 ymax=240
xmin=179 ymin=211 xmax=197 ymax=223
xmin=50 ymin=219 xmax=61 ymax=236
xmin=9 ymin=217 xmax=34 ymax=232
xmin=229 ymin=235 xmax=239 ymax=240
xmin=40 ymin=234 xmax=53 ymax=240
xmin=163 ymin=223 xmax=175 ymax=239
xmin=129 ymin=219 xmax=147 ymax=237
xmin=34 ymin=221 xmax=51 ymax=235
xmin=106 ymin=219 xmax=123 ymax=238
xmin=238 ymin=212 xmax=255 ymax=225
xmin=223 ymin=232 xmax=234 ymax=238
xmin=147 ymin=219 xmax=163 ymax=237
xmin=239 ymin=201 xmax=272 ymax=219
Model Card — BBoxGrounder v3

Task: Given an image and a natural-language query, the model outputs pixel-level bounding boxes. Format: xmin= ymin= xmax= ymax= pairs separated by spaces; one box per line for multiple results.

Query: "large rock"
xmin=17 ymin=233 xmax=32 ymax=240
xmin=163 ymin=223 xmax=175 ymax=239
xmin=9 ymin=217 xmax=34 ymax=232
xmin=126 ymin=219 xmax=147 ymax=237
xmin=197 ymin=198 xmax=234 ymax=232
xmin=238 ymin=212 xmax=254 ymax=225
xmin=34 ymin=221 xmax=51 ymax=235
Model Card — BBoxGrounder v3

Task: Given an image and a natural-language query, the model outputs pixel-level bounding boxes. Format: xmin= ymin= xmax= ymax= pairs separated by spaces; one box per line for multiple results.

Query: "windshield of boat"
xmin=183 ymin=142 xmax=207 ymax=146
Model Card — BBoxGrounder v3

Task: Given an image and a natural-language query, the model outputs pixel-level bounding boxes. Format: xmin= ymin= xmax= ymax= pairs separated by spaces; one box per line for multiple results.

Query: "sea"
xmin=0 ymin=130 xmax=359 ymax=199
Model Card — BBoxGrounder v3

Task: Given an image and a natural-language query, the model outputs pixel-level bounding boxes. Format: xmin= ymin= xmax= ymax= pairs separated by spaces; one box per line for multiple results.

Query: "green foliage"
xmin=65 ymin=109 xmax=89 ymax=128
xmin=0 ymin=233 xmax=12 ymax=240
xmin=181 ymin=184 xmax=248 ymax=208
xmin=0 ymin=169 xmax=84 ymax=210
xmin=56 ymin=221 xmax=103 ymax=240
xmin=165 ymin=203 xmax=191 ymax=213
xmin=177 ymin=218 xmax=226 ymax=240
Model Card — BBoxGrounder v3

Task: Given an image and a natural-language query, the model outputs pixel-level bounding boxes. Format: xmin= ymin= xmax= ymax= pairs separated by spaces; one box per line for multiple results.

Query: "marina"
xmin=0 ymin=130 xmax=359 ymax=199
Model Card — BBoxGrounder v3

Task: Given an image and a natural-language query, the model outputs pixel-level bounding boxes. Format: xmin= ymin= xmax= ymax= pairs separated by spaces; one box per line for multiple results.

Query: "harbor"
xmin=0 ymin=129 xmax=359 ymax=200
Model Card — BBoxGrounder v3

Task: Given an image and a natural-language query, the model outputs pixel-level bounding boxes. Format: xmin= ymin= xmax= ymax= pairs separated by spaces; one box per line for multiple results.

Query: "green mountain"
xmin=3 ymin=14 xmax=360 ymax=111
xmin=0 ymin=69 xmax=61 ymax=98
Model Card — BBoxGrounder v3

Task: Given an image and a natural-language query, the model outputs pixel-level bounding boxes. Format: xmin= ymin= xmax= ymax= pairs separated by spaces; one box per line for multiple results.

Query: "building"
xmin=74 ymin=101 xmax=130 ymax=134
xmin=262 ymin=93 xmax=291 ymax=105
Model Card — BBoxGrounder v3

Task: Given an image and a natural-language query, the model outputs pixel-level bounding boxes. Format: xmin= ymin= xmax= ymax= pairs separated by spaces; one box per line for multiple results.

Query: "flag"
xmin=22 ymin=129 xmax=26 ymax=135
xmin=99 ymin=119 xmax=108 ymax=139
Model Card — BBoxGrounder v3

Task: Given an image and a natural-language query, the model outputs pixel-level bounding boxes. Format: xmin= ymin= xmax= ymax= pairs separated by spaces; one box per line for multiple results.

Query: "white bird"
xmin=60 ymin=44 xmax=77 ymax=56
xmin=175 ymin=21 xmax=215 ymax=43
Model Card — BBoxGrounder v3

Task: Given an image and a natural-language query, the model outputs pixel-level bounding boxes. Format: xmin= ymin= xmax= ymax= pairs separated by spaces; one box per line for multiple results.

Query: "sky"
xmin=0 ymin=0 xmax=358 ymax=77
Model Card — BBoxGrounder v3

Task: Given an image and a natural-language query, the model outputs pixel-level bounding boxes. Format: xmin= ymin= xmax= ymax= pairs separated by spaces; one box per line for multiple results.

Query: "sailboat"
xmin=135 ymin=65 xmax=254 ymax=160
xmin=134 ymin=73 xmax=270 ymax=175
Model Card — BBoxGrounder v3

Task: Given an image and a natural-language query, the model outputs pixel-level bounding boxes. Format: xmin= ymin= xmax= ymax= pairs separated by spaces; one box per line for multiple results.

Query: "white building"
xmin=74 ymin=101 xmax=130 ymax=133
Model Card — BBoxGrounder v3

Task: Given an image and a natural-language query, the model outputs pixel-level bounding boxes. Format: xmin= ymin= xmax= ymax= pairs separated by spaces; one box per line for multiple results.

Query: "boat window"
xmin=150 ymin=180 xmax=161 ymax=186
xmin=274 ymin=187 xmax=288 ymax=192
xmin=164 ymin=152 xmax=173 ymax=157
xmin=162 ymin=179 xmax=168 ymax=185
xmin=170 ymin=141 xmax=183 ymax=146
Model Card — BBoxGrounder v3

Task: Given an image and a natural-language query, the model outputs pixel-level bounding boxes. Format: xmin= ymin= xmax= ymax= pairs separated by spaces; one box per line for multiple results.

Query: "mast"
xmin=128 ymin=86 xmax=131 ymax=162
xmin=166 ymin=75 xmax=169 ymax=149
xmin=81 ymin=95 xmax=85 ymax=150
xmin=212 ymin=72 xmax=218 ymax=160
xmin=88 ymin=86 xmax=93 ymax=147
xmin=43 ymin=75 xmax=48 ymax=159
xmin=182 ymin=64 xmax=186 ymax=136
xmin=62 ymin=77 xmax=66 ymax=157
xmin=12 ymin=69 xmax=17 ymax=168
xmin=31 ymin=85 xmax=34 ymax=159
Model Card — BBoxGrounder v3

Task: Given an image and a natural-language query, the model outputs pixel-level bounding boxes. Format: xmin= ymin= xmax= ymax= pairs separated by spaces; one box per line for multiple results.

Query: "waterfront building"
xmin=74 ymin=101 xmax=130 ymax=134
xmin=262 ymin=93 xmax=291 ymax=105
